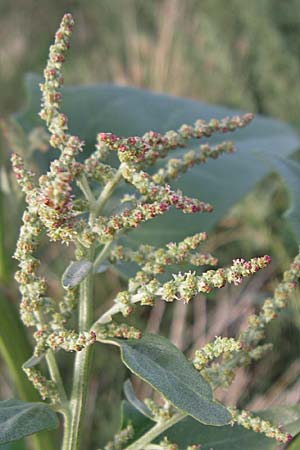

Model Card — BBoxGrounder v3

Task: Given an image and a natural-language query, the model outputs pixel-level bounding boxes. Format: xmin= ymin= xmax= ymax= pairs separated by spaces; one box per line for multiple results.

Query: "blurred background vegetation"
xmin=0 ymin=1 xmax=300 ymax=449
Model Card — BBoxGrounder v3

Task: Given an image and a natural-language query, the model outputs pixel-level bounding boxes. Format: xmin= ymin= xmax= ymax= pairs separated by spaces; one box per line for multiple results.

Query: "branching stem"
xmin=123 ymin=412 xmax=187 ymax=450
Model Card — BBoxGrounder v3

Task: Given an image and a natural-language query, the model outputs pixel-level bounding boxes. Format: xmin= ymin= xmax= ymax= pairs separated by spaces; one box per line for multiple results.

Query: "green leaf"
xmin=62 ymin=260 xmax=92 ymax=289
xmin=22 ymin=353 xmax=46 ymax=369
xmin=15 ymin=74 xmax=300 ymax=249
xmin=272 ymin=156 xmax=300 ymax=240
xmin=95 ymin=262 xmax=110 ymax=274
xmin=0 ymin=439 xmax=26 ymax=450
xmin=0 ymin=399 xmax=58 ymax=444
xmin=286 ymin=433 xmax=300 ymax=450
xmin=123 ymin=380 xmax=154 ymax=420
xmin=119 ymin=334 xmax=231 ymax=426
xmin=122 ymin=401 xmax=300 ymax=450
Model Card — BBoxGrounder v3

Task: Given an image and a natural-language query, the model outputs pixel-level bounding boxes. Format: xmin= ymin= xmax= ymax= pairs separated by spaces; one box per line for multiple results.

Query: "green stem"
xmin=77 ymin=175 xmax=96 ymax=207
xmin=46 ymin=350 xmax=68 ymax=405
xmin=93 ymin=240 xmax=114 ymax=272
xmin=94 ymin=164 xmax=124 ymax=216
xmin=65 ymin=163 xmax=124 ymax=449
xmin=67 ymin=248 xmax=95 ymax=450
xmin=123 ymin=412 xmax=186 ymax=450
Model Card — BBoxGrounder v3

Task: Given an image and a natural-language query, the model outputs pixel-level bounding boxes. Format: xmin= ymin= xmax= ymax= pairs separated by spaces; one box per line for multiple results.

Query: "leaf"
xmin=0 ymin=440 xmax=26 ymax=450
xmin=286 ymin=433 xmax=300 ymax=450
xmin=15 ymin=74 xmax=300 ymax=249
xmin=122 ymin=401 xmax=300 ymax=450
xmin=123 ymin=380 xmax=154 ymax=420
xmin=94 ymin=262 xmax=110 ymax=274
xmin=272 ymin=156 xmax=300 ymax=240
xmin=0 ymin=399 xmax=58 ymax=444
xmin=22 ymin=353 xmax=46 ymax=369
xmin=62 ymin=260 xmax=92 ymax=289
xmin=119 ymin=334 xmax=231 ymax=426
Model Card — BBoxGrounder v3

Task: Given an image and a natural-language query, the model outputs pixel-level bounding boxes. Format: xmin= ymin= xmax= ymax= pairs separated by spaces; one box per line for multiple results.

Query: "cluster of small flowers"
xmin=153 ymin=141 xmax=235 ymax=184
xmin=230 ymin=409 xmax=292 ymax=444
xmin=96 ymin=322 xmax=142 ymax=340
xmin=157 ymin=437 xmax=178 ymax=450
xmin=101 ymin=424 xmax=134 ymax=450
xmin=11 ymin=152 xmax=36 ymax=196
xmin=109 ymin=232 xmax=217 ymax=275
xmin=144 ymin=399 xmax=174 ymax=422
xmin=241 ymin=251 xmax=300 ymax=348
xmin=110 ymin=256 xmax=271 ymax=317
xmin=193 ymin=337 xmax=241 ymax=371
xmin=123 ymin=167 xmax=213 ymax=213
xmin=157 ymin=437 xmax=200 ymax=450
xmin=225 ymin=256 xmax=272 ymax=286
xmin=84 ymin=153 xmax=117 ymax=185
xmin=39 ymin=13 xmax=73 ymax=133
xmin=52 ymin=287 xmax=79 ymax=328
xmin=37 ymin=158 xmax=83 ymax=243
xmin=91 ymin=166 xmax=213 ymax=244
xmin=93 ymin=196 xmax=212 ymax=244
xmin=160 ymin=255 xmax=271 ymax=303
xmin=13 ymin=207 xmax=50 ymax=327
xmin=46 ymin=329 xmax=97 ymax=352
xmin=97 ymin=113 xmax=253 ymax=167
xmin=23 ymin=367 xmax=59 ymax=404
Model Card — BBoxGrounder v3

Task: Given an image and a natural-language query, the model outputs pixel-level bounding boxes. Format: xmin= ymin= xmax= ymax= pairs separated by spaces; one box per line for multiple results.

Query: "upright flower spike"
xmin=40 ymin=13 xmax=74 ymax=134
xmin=38 ymin=14 xmax=85 ymax=243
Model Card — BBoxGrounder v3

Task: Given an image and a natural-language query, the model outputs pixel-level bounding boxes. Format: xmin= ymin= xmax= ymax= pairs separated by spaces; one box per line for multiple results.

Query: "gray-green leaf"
xmin=62 ymin=260 xmax=92 ymax=289
xmin=119 ymin=334 xmax=231 ymax=426
xmin=0 ymin=399 xmax=58 ymax=444
xmin=123 ymin=380 xmax=154 ymax=420
xmin=22 ymin=353 xmax=45 ymax=369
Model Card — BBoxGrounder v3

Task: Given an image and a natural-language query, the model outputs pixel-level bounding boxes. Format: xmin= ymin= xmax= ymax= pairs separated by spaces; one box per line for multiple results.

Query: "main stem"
xmin=66 ymin=248 xmax=95 ymax=450
xmin=65 ymin=165 xmax=123 ymax=450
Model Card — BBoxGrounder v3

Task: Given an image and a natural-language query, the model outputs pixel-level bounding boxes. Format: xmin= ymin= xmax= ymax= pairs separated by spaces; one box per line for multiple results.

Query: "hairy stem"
xmin=64 ymin=162 xmax=124 ymax=449
xmin=93 ymin=240 xmax=114 ymax=272
xmin=67 ymin=248 xmax=95 ymax=450
xmin=94 ymin=164 xmax=124 ymax=215
xmin=124 ymin=412 xmax=186 ymax=450
xmin=46 ymin=350 xmax=68 ymax=406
